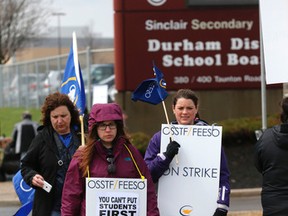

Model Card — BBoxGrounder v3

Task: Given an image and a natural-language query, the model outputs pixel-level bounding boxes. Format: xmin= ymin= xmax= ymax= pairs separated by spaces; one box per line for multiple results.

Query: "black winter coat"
xmin=21 ymin=126 xmax=80 ymax=216
xmin=254 ymin=124 xmax=288 ymax=216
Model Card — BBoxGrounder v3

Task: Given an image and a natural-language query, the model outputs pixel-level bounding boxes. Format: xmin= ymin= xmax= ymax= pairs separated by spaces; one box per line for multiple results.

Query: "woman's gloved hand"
xmin=164 ymin=141 xmax=180 ymax=159
xmin=213 ymin=208 xmax=228 ymax=216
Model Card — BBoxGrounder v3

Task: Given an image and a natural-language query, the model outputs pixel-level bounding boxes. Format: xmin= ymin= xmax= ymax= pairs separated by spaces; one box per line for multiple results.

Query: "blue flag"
xmin=13 ymin=170 xmax=35 ymax=216
xmin=132 ymin=63 xmax=168 ymax=105
xmin=14 ymin=200 xmax=34 ymax=216
xmin=61 ymin=33 xmax=86 ymax=115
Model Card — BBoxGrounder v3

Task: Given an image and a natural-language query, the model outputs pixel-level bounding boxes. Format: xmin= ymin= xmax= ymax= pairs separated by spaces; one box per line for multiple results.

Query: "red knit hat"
xmin=88 ymin=103 xmax=123 ymax=132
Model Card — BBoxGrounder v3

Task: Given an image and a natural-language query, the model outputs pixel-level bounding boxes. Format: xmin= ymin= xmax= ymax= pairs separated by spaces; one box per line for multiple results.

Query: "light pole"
xmin=52 ymin=12 xmax=66 ymax=56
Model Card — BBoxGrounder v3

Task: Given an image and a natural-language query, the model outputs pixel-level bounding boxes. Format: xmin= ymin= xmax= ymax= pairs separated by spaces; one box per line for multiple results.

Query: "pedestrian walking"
xmin=21 ymin=92 xmax=81 ymax=216
xmin=61 ymin=103 xmax=159 ymax=216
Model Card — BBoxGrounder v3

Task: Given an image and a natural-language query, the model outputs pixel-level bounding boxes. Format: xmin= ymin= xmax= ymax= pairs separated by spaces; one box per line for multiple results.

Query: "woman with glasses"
xmin=61 ymin=103 xmax=160 ymax=216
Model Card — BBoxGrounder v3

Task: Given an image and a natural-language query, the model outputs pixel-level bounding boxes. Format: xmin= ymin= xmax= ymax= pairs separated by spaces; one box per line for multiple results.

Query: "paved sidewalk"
xmin=0 ymin=181 xmax=20 ymax=207
xmin=0 ymin=181 xmax=262 ymax=215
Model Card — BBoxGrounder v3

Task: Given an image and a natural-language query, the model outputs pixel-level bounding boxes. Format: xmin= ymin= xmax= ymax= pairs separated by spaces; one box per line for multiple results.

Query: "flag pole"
xmin=161 ymin=99 xmax=179 ymax=164
xmin=157 ymin=68 xmax=179 ymax=164
xmin=79 ymin=115 xmax=85 ymax=146
xmin=72 ymin=32 xmax=85 ymax=146
xmin=162 ymin=100 xmax=169 ymax=125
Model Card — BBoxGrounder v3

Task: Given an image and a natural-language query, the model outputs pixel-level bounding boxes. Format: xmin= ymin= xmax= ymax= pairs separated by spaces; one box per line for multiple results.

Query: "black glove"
xmin=164 ymin=141 xmax=180 ymax=159
xmin=213 ymin=208 xmax=228 ymax=216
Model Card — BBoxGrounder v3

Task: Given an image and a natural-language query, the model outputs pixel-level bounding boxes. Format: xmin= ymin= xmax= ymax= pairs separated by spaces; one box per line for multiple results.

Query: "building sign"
xmin=114 ymin=0 xmax=276 ymax=91
xmin=260 ymin=0 xmax=288 ymax=84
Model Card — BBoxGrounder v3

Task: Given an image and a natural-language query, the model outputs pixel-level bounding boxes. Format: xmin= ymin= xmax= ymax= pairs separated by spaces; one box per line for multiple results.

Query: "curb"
xmin=231 ymin=188 xmax=261 ymax=197
xmin=0 ymin=200 xmax=20 ymax=207
xmin=228 ymin=211 xmax=262 ymax=216
xmin=229 ymin=188 xmax=262 ymax=216
xmin=0 ymin=181 xmax=20 ymax=207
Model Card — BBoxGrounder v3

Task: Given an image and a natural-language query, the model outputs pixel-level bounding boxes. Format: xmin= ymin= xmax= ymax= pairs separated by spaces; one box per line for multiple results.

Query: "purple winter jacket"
xmin=144 ymin=119 xmax=230 ymax=210
xmin=61 ymin=137 xmax=160 ymax=216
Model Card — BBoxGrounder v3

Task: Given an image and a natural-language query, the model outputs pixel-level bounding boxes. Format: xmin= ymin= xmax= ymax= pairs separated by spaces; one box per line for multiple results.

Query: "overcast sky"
xmin=48 ymin=0 xmax=114 ymax=37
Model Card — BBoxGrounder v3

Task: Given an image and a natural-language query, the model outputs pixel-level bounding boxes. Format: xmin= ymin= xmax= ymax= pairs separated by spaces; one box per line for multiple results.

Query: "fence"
xmin=0 ymin=48 xmax=114 ymax=109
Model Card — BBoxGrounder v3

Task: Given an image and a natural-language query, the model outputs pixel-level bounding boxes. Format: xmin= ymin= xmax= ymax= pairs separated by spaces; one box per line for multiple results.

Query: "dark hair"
xmin=281 ymin=97 xmax=288 ymax=123
xmin=41 ymin=92 xmax=80 ymax=127
xmin=173 ymin=89 xmax=199 ymax=106
xmin=22 ymin=111 xmax=32 ymax=120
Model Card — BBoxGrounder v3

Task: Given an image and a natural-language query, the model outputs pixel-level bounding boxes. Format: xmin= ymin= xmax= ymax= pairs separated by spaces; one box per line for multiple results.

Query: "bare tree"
xmin=0 ymin=0 xmax=52 ymax=64
xmin=81 ymin=21 xmax=99 ymax=49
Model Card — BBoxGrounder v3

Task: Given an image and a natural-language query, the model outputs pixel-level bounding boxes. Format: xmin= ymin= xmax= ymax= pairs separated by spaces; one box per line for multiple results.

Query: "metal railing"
xmin=0 ymin=48 xmax=114 ymax=109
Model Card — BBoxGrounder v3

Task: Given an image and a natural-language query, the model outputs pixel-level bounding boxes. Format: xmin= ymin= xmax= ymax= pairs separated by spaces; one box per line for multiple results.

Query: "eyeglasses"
xmin=106 ymin=151 xmax=116 ymax=174
xmin=98 ymin=123 xmax=117 ymax=131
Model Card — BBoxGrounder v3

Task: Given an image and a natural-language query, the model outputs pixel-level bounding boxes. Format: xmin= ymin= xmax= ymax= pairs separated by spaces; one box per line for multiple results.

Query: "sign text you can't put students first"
xmin=86 ymin=178 xmax=147 ymax=216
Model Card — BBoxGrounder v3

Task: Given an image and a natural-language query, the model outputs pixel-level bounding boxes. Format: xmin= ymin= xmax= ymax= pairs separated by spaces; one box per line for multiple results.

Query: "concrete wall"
xmin=115 ymin=88 xmax=283 ymax=137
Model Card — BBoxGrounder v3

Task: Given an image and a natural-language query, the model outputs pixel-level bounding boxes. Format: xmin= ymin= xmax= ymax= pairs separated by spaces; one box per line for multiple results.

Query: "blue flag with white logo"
xmin=132 ymin=63 xmax=168 ymax=105
xmin=13 ymin=170 xmax=35 ymax=216
xmin=61 ymin=33 xmax=86 ymax=115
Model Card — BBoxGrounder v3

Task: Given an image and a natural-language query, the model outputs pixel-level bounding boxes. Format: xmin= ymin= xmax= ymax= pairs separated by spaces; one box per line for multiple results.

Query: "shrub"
xmin=128 ymin=114 xmax=281 ymax=155
xmin=129 ymin=132 xmax=150 ymax=156
xmin=218 ymin=114 xmax=280 ymax=146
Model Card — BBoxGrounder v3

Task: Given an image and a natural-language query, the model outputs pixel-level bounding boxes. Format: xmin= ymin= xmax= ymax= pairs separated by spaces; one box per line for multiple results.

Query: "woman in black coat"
xmin=21 ymin=92 xmax=81 ymax=216
xmin=254 ymin=97 xmax=288 ymax=216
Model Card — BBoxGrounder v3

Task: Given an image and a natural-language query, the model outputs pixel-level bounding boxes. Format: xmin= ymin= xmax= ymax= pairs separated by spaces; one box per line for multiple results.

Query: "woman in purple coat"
xmin=61 ymin=103 xmax=159 ymax=216
xmin=144 ymin=89 xmax=230 ymax=216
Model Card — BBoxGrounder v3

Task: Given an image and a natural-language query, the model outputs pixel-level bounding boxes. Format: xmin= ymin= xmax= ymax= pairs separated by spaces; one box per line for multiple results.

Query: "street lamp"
xmin=52 ymin=12 xmax=66 ymax=55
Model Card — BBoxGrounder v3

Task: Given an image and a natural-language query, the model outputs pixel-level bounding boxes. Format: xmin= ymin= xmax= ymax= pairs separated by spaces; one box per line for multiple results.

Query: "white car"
xmin=8 ymin=73 xmax=45 ymax=105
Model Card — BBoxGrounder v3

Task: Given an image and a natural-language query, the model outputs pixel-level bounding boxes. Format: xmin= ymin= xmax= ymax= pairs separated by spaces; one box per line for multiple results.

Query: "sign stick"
xmin=161 ymin=100 xmax=179 ymax=164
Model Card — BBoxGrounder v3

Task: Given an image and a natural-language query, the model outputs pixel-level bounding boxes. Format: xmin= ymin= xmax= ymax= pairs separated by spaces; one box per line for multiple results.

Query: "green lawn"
xmin=0 ymin=108 xmax=41 ymax=137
